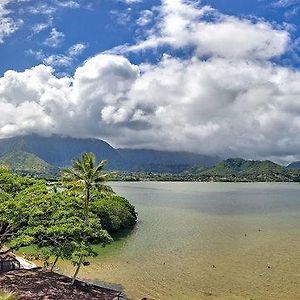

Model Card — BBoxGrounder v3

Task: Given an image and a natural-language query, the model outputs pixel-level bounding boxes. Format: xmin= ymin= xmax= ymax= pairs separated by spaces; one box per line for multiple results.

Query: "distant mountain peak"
xmin=0 ymin=135 xmax=220 ymax=174
xmin=287 ymin=161 xmax=300 ymax=169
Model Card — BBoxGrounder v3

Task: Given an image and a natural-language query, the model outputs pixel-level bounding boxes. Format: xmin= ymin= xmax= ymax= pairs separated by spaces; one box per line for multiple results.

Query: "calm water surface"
xmin=60 ymin=182 xmax=300 ymax=299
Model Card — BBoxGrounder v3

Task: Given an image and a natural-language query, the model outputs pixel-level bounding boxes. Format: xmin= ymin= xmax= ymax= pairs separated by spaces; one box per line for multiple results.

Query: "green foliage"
xmin=0 ymin=175 xmax=38 ymax=248
xmin=0 ymin=167 xmax=37 ymax=196
xmin=9 ymin=190 xmax=113 ymax=253
xmin=62 ymin=152 xmax=110 ymax=221
xmin=0 ymin=290 xmax=18 ymax=300
xmin=92 ymin=193 xmax=137 ymax=232
xmin=0 ymin=160 xmax=137 ymax=280
xmin=71 ymin=242 xmax=97 ymax=266
xmin=62 ymin=152 xmax=115 ymax=283
xmin=62 ymin=152 xmax=109 ymax=188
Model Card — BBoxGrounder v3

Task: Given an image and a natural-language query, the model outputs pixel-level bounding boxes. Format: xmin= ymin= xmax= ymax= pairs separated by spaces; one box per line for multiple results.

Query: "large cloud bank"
xmin=1 ymin=0 xmax=300 ymax=162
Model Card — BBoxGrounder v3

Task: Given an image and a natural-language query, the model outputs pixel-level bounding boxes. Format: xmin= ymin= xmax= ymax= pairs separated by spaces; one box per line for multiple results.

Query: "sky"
xmin=0 ymin=0 xmax=300 ymax=163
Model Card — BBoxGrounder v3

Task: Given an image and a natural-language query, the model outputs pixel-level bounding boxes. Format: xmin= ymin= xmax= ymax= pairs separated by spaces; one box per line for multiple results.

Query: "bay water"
xmin=59 ymin=182 xmax=300 ymax=299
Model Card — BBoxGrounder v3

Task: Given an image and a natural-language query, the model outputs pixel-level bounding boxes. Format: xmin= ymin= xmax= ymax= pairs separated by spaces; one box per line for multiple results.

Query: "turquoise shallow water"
xmin=59 ymin=182 xmax=300 ymax=299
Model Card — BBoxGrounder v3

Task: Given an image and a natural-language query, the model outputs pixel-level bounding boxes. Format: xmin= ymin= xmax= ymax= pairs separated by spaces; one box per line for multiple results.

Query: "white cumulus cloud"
xmin=1 ymin=53 xmax=300 ymax=163
xmin=115 ymin=0 xmax=290 ymax=60
xmin=1 ymin=0 xmax=300 ymax=163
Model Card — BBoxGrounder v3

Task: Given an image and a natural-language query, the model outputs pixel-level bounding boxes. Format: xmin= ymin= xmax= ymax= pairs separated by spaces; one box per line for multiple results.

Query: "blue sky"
xmin=1 ymin=0 xmax=299 ymax=75
xmin=1 ymin=0 xmax=300 ymax=163
xmin=0 ymin=0 xmax=160 ymax=75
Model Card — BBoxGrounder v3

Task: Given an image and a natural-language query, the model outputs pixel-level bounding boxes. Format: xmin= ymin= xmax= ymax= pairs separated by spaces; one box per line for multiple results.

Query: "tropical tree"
xmin=0 ymin=167 xmax=36 ymax=196
xmin=62 ymin=153 xmax=109 ymax=223
xmin=0 ymin=167 xmax=42 ymax=255
xmin=62 ymin=153 xmax=112 ymax=284
xmin=0 ymin=161 xmax=136 ymax=286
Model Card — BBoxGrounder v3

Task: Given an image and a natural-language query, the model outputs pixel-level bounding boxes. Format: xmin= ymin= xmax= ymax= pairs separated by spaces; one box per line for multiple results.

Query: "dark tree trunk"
xmin=84 ymin=186 xmax=90 ymax=224
xmin=71 ymin=255 xmax=83 ymax=285
xmin=50 ymin=256 xmax=59 ymax=272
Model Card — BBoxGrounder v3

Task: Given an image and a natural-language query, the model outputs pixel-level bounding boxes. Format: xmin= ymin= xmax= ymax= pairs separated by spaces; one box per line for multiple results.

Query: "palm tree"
xmin=62 ymin=152 xmax=110 ymax=285
xmin=62 ymin=152 xmax=109 ymax=223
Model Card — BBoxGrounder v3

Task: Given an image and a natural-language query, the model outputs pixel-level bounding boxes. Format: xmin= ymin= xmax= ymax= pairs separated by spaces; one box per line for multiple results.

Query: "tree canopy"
xmin=0 ymin=156 xmax=137 ymax=283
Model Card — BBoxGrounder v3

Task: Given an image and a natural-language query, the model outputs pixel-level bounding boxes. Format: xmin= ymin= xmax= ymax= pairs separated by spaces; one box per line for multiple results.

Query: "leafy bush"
xmin=92 ymin=192 xmax=137 ymax=233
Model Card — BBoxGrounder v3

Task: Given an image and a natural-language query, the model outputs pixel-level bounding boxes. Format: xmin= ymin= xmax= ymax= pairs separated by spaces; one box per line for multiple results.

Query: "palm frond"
xmin=94 ymin=160 xmax=107 ymax=175
xmin=72 ymin=159 xmax=85 ymax=173
xmin=83 ymin=153 xmax=95 ymax=172
xmin=62 ymin=152 xmax=112 ymax=209
xmin=62 ymin=168 xmax=84 ymax=182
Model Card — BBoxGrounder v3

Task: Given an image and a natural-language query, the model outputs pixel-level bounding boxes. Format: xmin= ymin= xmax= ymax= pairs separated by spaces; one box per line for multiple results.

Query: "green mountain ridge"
xmin=187 ymin=158 xmax=300 ymax=182
xmin=201 ymin=158 xmax=285 ymax=175
xmin=1 ymin=136 xmax=300 ymax=182
xmin=0 ymin=150 xmax=58 ymax=176
xmin=0 ymin=134 xmax=221 ymax=173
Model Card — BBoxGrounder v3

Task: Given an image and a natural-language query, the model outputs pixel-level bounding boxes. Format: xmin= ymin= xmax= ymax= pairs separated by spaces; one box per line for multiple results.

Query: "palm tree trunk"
xmin=84 ymin=187 xmax=90 ymax=224
xmin=71 ymin=255 xmax=83 ymax=285
xmin=50 ymin=256 xmax=59 ymax=272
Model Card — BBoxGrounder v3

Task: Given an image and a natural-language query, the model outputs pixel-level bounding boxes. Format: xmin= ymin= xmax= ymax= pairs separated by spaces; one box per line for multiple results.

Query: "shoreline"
xmin=110 ymin=180 xmax=300 ymax=184
xmin=0 ymin=268 xmax=125 ymax=300
xmin=1 ymin=248 xmax=126 ymax=299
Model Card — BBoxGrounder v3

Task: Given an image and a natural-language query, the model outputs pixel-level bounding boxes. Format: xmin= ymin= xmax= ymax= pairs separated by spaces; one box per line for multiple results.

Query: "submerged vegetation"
xmin=0 ymin=153 xmax=137 ymax=284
